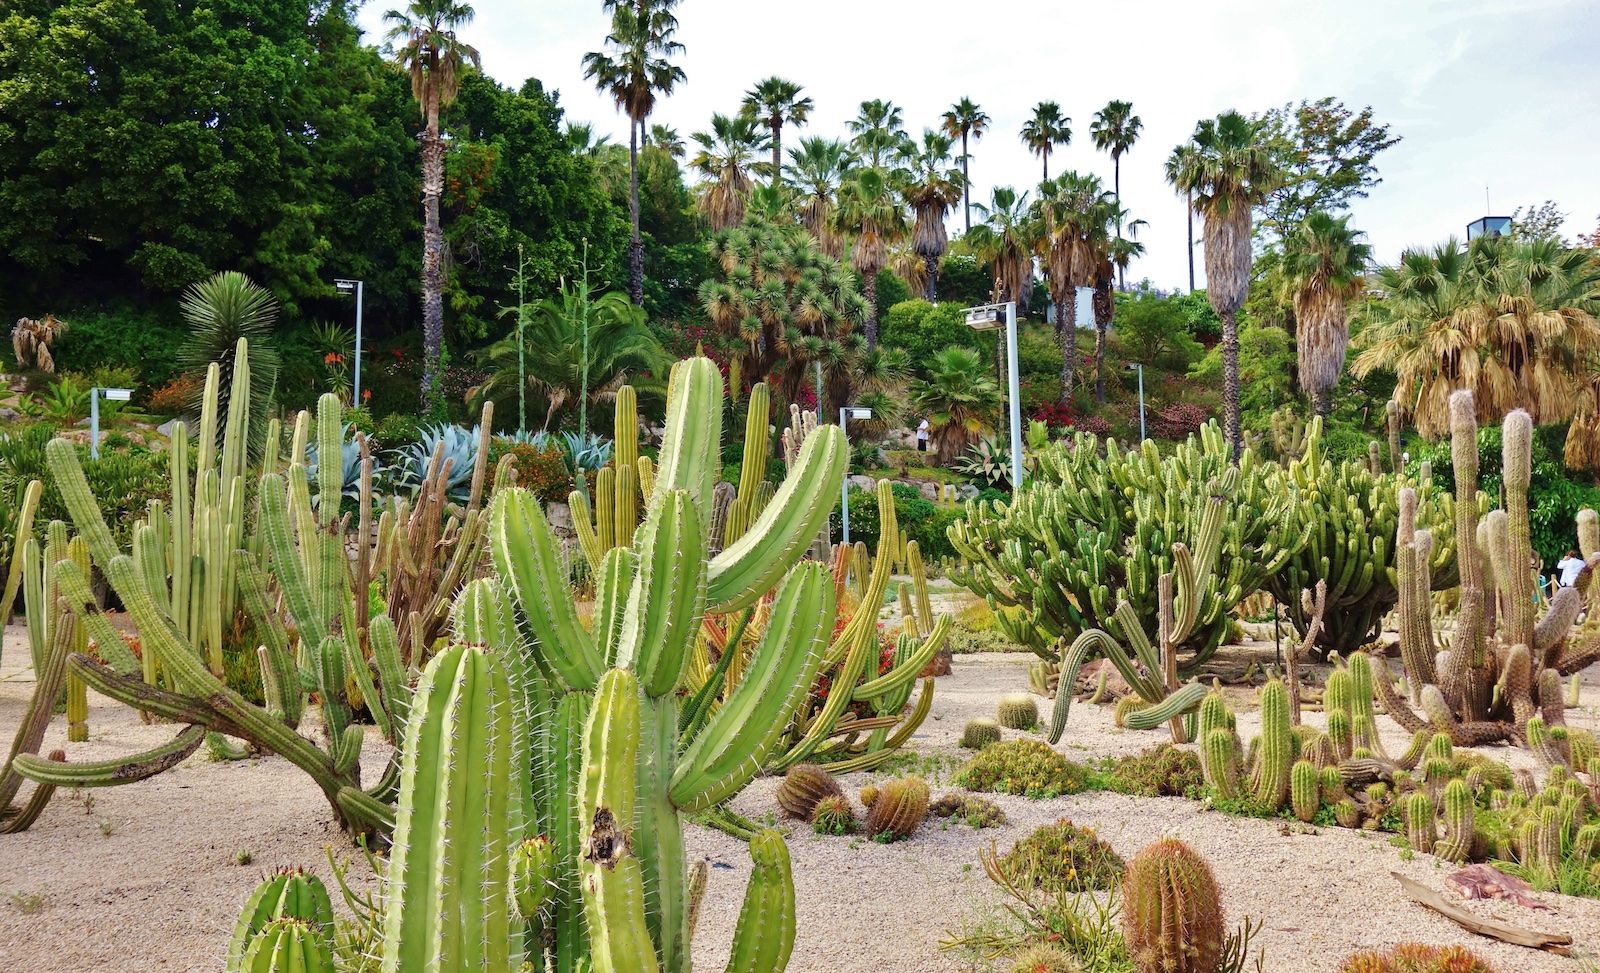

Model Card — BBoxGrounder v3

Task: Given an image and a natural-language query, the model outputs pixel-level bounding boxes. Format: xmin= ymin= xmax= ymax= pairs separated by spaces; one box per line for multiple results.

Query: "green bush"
xmin=51 ymin=304 xmax=186 ymax=390
xmin=1114 ymin=287 xmax=1202 ymax=366
xmin=1102 ymin=744 xmax=1205 ymax=798
xmin=880 ymin=300 xmax=983 ymax=373
xmin=956 ymin=739 xmax=1089 ymax=798
xmin=995 ymin=819 xmax=1125 ymax=891
xmin=845 ymin=483 xmax=960 ymax=560
xmin=0 ymin=423 xmax=169 ymax=547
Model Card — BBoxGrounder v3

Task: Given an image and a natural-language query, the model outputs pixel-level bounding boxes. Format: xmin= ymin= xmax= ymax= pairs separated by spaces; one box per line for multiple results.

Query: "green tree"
xmin=690 ymin=112 xmax=767 ymax=232
xmin=1093 ymin=216 xmax=1146 ymax=402
xmin=1510 ymin=200 xmax=1569 ymax=243
xmin=895 ymin=130 xmax=964 ymax=301
xmin=1190 ymin=315 xmax=1293 ymax=420
xmin=967 ymin=187 xmax=1036 ymax=309
xmin=740 ymin=76 xmax=812 ymax=185
xmin=834 ymin=166 xmax=908 ymax=351
xmin=1020 ymin=102 xmax=1071 ymax=181
xmin=785 ymin=136 xmax=854 ymax=259
xmin=385 ymin=0 xmax=482 ymax=403
xmin=848 ymin=99 xmax=907 ymax=169
xmin=1090 ymin=100 xmax=1143 ymax=288
xmin=909 ymin=346 xmax=1000 ymax=463
xmin=582 ymin=0 xmax=686 ymax=305
xmin=1281 ymin=211 xmax=1370 ymax=415
xmin=879 ymin=300 xmax=983 ymax=372
xmin=1168 ymin=110 xmax=1285 ymax=458
xmin=941 ymin=98 xmax=989 ymax=234
xmin=1034 ymin=172 xmax=1110 ymax=400
xmin=1256 ymin=98 xmax=1399 ymax=242
xmin=1114 ymin=286 xmax=1199 ymax=365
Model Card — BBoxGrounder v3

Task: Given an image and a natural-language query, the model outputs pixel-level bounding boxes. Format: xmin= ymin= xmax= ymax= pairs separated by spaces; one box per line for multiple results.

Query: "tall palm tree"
xmin=384 ymin=0 xmax=480 ymax=402
xmin=1034 ymin=172 xmax=1109 ymax=401
xmin=895 ymin=130 xmax=964 ymax=301
xmin=967 ymin=186 xmax=1036 ymax=309
xmin=1353 ymin=236 xmax=1600 ymax=442
xmin=646 ymin=123 xmax=684 ymax=159
xmin=1090 ymin=100 xmax=1143 ymax=288
xmin=848 ymin=99 xmax=907 ymax=169
xmin=834 ymin=166 xmax=908 ymax=350
xmin=909 ymin=346 xmax=1002 ymax=464
xmin=1164 ymin=143 xmax=1198 ymax=291
xmin=567 ymin=121 xmax=613 ymax=156
xmin=689 ymin=112 xmax=767 ymax=231
xmin=1020 ymin=101 xmax=1071 ymax=181
xmin=1094 ymin=220 xmax=1146 ymax=402
xmin=1169 ymin=111 xmax=1284 ymax=458
xmin=582 ymin=0 xmax=686 ymax=305
xmin=1282 ymin=212 xmax=1371 ymax=415
xmin=740 ymin=76 xmax=812 ymax=186
xmin=941 ymin=97 xmax=990 ymax=234
xmin=785 ymin=136 xmax=855 ymax=259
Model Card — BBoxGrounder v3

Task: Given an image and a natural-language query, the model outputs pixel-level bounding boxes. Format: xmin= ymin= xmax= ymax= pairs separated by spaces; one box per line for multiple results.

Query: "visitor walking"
xmin=1558 ymin=549 xmax=1585 ymax=588
xmin=916 ymin=418 xmax=930 ymax=453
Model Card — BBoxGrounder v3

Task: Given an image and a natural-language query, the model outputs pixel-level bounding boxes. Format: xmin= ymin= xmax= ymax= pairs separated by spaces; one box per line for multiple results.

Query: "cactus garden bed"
xmin=3 ymin=637 xmax=1597 ymax=973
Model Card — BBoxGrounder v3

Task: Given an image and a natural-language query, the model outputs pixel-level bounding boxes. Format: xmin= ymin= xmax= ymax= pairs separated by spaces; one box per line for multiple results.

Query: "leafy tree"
xmin=1189 ymin=315 xmax=1293 ymax=419
xmin=740 ymin=77 xmax=811 ymax=184
xmin=1172 ymin=288 xmax=1222 ymax=340
xmin=1020 ymin=102 xmax=1071 ymax=181
xmin=1255 ymin=98 xmax=1399 ymax=241
xmin=936 ymin=250 xmax=993 ymax=309
xmin=879 ymin=300 xmax=984 ymax=373
xmin=941 ymin=98 xmax=989 ymax=234
xmin=1114 ymin=287 xmax=1200 ymax=365
xmin=909 ymin=346 xmax=1000 ymax=463
xmin=1510 ymin=200 xmax=1569 ymax=244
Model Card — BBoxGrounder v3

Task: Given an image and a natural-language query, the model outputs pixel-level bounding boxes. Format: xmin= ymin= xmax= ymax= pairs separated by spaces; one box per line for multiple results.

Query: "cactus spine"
xmin=1121 ymin=839 xmax=1225 ymax=973
xmin=997 ymin=693 xmax=1040 ymax=730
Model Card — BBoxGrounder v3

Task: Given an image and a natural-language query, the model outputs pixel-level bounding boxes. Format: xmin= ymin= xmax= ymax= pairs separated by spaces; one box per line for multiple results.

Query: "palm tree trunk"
xmin=923 ymin=254 xmax=939 ymax=302
xmin=863 ymin=271 xmax=879 ymax=351
xmin=1114 ymin=157 xmax=1125 ymax=290
xmin=1042 ymin=155 xmax=1049 ymax=182
xmin=1094 ymin=277 xmax=1113 ymax=404
xmin=1312 ymin=384 xmax=1333 ymax=417
xmin=1057 ymin=288 xmax=1076 ymax=405
xmin=771 ymin=121 xmax=782 ymax=186
xmin=420 ymin=91 xmax=446 ymax=405
xmin=961 ymin=133 xmax=971 ymax=233
xmin=1222 ymin=307 xmax=1242 ymax=461
xmin=628 ymin=120 xmax=644 ymax=306
xmin=1186 ymin=191 xmax=1195 ymax=292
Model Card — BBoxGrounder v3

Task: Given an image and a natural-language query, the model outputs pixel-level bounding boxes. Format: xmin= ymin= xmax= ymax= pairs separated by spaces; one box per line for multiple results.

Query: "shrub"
xmin=1335 ymin=944 xmax=1497 ymax=972
xmin=997 ymin=819 xmax=1125 ymax=891
xmin=881 ymin=300 xmax=985 ymax=376
xmin=50 ymin=303 xmax=186 ymax=389
xmin=956 ymin=740 xmax=1089 ymax=798
xmin=956 ymin=600 xmax=996 ymax=632
xmin=929 ymin=793 xmax=1006 ymax=829
xmin=1104 ymin=745 xmax=1205 ymax=799
xmin=498 ymin=442 xmax=571 ymax=504
xmin=1115 ymin=287 xmax=1202 ymax=365
xmin=371 ymin=413 xmax=422 ymax=452
xmin=1148 ymin=402 xmax=1209 ymax=440
xmin=947 ymin=627 xmax=1021 ymax=654
xmin=147 ymin=374 xmax=202 ymax=416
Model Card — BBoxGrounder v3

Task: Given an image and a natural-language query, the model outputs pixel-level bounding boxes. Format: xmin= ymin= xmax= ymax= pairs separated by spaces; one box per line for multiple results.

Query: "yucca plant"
xmin=178 ymin=271 xmax=281 ymax=454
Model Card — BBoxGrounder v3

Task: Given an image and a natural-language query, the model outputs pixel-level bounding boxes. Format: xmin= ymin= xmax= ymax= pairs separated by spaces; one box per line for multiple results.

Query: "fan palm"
xmin=848 ymin=99 xmax=907 ymax=169
xmin=1090 ymin=100 xmax=1143 ymax=288
xmin=1353 ymin=236 xmax=1600 ymax=451
xmin=647 ymin=123 xmax=684 ymax=159
xmin=967 ymin=186 xmax=1036 ymax=309
xmin=1094 ymin=219 xmax=1146 ymax=402
xmin=473 ymin=286 xmax=668 ymax=432
xmin=1021 ymin=101 xmax=1071 ymax=181
xmin=690 ymin=112 xmax=767 ymax=231
xmin=582 ymin=0 xmax=686 ymax=304
xmin=567 ymin=121 xmax=613 ymax=156
xmin=895 ymin=130 xmax=964 ymax=301
xmin=785 ymin=136 xmax=855 ymax=259
xmin=887 ymin=241 xmax=927 ymax=298
xmin=1034 ymin=172 xmax=1110 ymax=400
xmin=834 ymin=166 xmax=909 ymax=350
xmin=384 ymin=0 xmax=480 ymax=400
xmin=740 ymin=76 xmax=812 ymax=185
xmin=1168 ymin=111 xmax=1284 ymax=458
xmin=1164 ymin=143 xmax=1199 ymax=291
xmin=909 ymin=346 xmax=1001 ymax=463
xmin=941 ymin=97 xmax=990 ymax=233
xmin=178 ymin=271 xmax=282 ymax=452
xmin=1282 ymin=211 xmax=1371 ymax=415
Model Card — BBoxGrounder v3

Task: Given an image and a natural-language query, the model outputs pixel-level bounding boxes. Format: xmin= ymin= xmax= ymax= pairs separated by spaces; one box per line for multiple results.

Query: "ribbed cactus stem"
xmin=1404 ymin=791 xmax=1435 ymax=855
xmin=1251 ymin=680 xmax=1293 ymax=811
xmin=1121 ymin=838 xmax=1224 ymax=973
xmin=1290 ymin=760 xmax=1319 ymax=822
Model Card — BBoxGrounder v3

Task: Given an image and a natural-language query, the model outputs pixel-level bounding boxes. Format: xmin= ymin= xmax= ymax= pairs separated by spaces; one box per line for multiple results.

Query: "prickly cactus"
xmin=810 ymin=795 xmax=856 ymax=835
xmin=961 ymin=718 xmax=1003 ymax=749
xmin=997 ymin=693 xmax=1040 ymax=730
xmin=863 ymin=776 xmax=929 ymax=841
xmin=513 ymin=836 xmax=556 ymax=920
xmin=238 ymin=918 xmax=335 ymax=973
xmin=1290 ymin=760 xmax=1320 ymax=823
xmin=1121 ymin=838 xmax=1224 ymax=973
xmin=775 ymin=763 xmax=844 ymax=820
xmin=1250 ymin=680 xmax=1293 ymax=811
xmin=227 ymin=868 xmax=336 ymax=972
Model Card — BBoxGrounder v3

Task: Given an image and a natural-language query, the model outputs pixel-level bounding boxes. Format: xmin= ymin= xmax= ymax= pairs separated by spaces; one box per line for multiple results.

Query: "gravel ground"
xmin=2 ymin=625 xmax=1598 ymax=972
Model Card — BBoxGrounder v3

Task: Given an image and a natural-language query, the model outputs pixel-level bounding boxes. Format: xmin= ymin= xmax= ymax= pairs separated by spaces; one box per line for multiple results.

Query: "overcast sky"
xmin=357 ymin=0 xmax=1598 ymax=291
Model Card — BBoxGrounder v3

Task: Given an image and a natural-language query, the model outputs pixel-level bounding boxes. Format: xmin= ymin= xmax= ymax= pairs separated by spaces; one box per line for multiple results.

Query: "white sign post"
xmin=90 ymin=387 xmax=134 ymax=458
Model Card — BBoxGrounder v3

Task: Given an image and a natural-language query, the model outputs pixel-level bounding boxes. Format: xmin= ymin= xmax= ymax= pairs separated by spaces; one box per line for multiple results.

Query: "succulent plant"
xmin=227 ymin=868 xmax=336 ymax=972
xmin=1335 ymin=943 xmax=1497 ymax=972
xmin=1290 ymin=760 xmax=1320 ymax=823
xmin=513 ymin=836 xmax=556 ymax=920
xmin=998 ymin=819 xmax=1124 ymax=891
xmin=1121 ymin=838 xmax=1224 ymax=973
xmin=929 ymin=793 xmax=1006 ymax=829
xmin=859 ymin=784 xmax=880 ymax=808
xmin=997 ymin=693 xmax=1040 ymax=730
xmin=863 ymin=775 xmax=929 ymax=841
xmin=961 ymin=718 xmax=1003 ymax=749
xmin=1008 ymin=942 xmax=1083 ymax=973
xmin=237 ymin=918 xmax=335 ymax=973
xmin=956 ymin=740 xmax=1089 ymax=799
xmin=775 ymin=764 xmax=844 ymax=820
xmin=809 ymin=795 xmax=856 ymax=835
xmin=392 ymin=422 xmax=480 ymax=501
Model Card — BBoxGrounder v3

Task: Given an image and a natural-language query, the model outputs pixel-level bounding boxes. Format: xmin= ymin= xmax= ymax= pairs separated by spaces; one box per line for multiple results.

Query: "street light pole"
xmin=964 ymin=302 xmax=1024 ymax=490
xmin=838 ymin=405 xmax=872 ymax=545
xmin=335 ymin=279 xmax=365 ymax=406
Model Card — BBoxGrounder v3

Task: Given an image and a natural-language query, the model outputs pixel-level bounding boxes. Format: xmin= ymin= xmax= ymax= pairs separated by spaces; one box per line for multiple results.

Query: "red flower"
xmin=324 ymin=352 xmax=343 ymax=365
xmin=362 ymin=388 xmax=372 ymax=401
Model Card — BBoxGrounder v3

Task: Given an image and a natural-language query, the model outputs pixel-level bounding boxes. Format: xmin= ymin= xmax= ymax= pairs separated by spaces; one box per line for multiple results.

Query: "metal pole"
xmin=839 ymin=407 xmax=850 ymax=544
xmin=89 ymin=388 xmax=100 ymax=459
xmin=1004 ymin=301 xmax=1023 ymax=489
xmin=352 ymin=280 xmax=365 ymax=408
xmin=815 ymin=360 xmax=825 ymax=419
xmin=1137 ymin=364 xmax=1147 ymax=442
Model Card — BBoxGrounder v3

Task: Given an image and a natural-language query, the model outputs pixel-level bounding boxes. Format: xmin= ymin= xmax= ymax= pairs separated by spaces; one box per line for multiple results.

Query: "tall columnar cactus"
xmin=571 ymin=384 xmax=648 ymax=572
xmin=1291 ymin=760 xmax=1320 ymax=822
xmin=1367 ymin=392 xmax=1600 ymax=753
xmin=1251 ymin=680 xmax=1294 ymax=809
xmin=1121 ymin=838 xmax=1225 ymax=973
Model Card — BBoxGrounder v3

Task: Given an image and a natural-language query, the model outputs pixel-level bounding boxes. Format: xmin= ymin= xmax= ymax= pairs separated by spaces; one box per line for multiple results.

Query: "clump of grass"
xmin=9 ymin=892 xmax=45 ymax=915
xmin=235 ymin=849 xmax=255 ymax=866
xmin=957 ymin=740 xmax=1089 ymax=798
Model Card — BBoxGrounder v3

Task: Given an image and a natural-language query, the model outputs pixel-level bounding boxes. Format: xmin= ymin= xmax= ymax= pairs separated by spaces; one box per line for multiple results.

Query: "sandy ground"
xmin=2 ymin=624 xmax=1599 ymax=973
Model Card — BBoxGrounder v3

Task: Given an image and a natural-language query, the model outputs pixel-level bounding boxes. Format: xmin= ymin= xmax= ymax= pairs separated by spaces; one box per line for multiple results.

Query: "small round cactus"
xmin=863 ymin=775 xmax=929 ymax=842
xmin=961 ymin=718 xmax=1003 ymax=749
xmin=859 ymin=783 xmax=880 ymax=808
xmin=775 ymin=763 xmax=844 ymax=820
xmin=238 ymin=918 xmax=335 ymax=973
xmin=227 ymin=867 xmax=335 ymax=971
xmin=1113 ymin=694 xmax=1148 ymax=728
xmin=810 ymin=795 xmax=856 ymax=836
xmin=997 ymin=693 xmax=1040 ymax=730
xmin=1121 ymin=838 xmax=1224 ymax=973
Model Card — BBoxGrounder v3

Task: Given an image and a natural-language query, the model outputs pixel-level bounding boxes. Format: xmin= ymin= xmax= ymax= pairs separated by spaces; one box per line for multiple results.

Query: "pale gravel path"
xmin=2 ymin=627 xmax=1598 ymax=972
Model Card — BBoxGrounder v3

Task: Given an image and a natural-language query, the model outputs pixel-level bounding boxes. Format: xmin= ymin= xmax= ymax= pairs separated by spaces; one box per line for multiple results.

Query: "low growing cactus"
xmin=997 ymin=693 xmax=1040 ymax=730
xmin=961 ymin=718 xmax=1003 ymax=749
xmin=810 ymin=795 xmax=856 ymax=836
xmin=956 ymin=739 xmax=1089 ymax=799
xmin=864 ymin=776 xmax=930 ymax=841
xmin=775 ymin=764 xmax=843 ymax=820
xmin=227 ymin=869 xmax=336 ymax=972
xmin=929 ymin=793 xmax=1006 ymax=829
xmin=997 ymin=819 xmax=1124 ymax=891
xmin=238 ymin=918 xmax=335 ymax=973
xmin=1335 ymin=943 xmax=1496 ymax=972
xmin=1121 ymin=838 xmax=1224 ymax=973
xmin=1009 ymin=942 xmax=1083 ymax=973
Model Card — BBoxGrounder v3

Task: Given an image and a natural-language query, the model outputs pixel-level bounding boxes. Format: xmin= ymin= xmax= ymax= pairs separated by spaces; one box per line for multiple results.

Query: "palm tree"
xmin=384 ymin=0 xmax=480 ymax=401
xmin=689 ymin=112 xmax=767 ymax=231
xmin=1282 ymin=212 xmax=1371 ymax=415
xmin=967 ymin=186 xmax=1036 ymax=309
xmin=848 ymin=99 xmax=907 ymax=169
xmin=1094 ymin=221 xmax=1146 ymax=402
xmin=909 ymin=346 xmax=1001 ymax=463
xmin=1164 ymin=143 xmax=1198 ymax=291
xmin=1168 ymin=111 xmax=1285 ymax=458
xmin=895 ymin=130 xmax=964 ymax=301
xmin=1020 ymin=101 xmax=1071 ymax=181
xmin=786 ymin=136 xmax=855 ymax=259
xmin=941 ymin=98 xmax=990 ymax=233
xmin=834 ymin=166 xmax=908 ymax=351
xmin=1353 ymin=236 xmax=1600 ymax=442
xmin=1035 ymin=172 xmax=1110 ymax=401
xmin=740 ymin=76 xmax=812 ymax=186
xmin=1090 ymin=100 xmax=1143 ymax=288
xmin=567 ymin=121 xmax=613 ymax=156
xmin=887 ymin=242 xmax=927 ymax=298
xmin=646 ymin=123 xmax=684 ymax=159
xmin=582 ymin=1 xmax=686 ymax=305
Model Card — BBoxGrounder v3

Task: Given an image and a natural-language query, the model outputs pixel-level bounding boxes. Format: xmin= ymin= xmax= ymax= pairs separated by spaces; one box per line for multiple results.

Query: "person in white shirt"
xmin=916 ymin=418 xmax=930 ymax=453
xmin=1557 ymin=550 xmax=1585 ymax=588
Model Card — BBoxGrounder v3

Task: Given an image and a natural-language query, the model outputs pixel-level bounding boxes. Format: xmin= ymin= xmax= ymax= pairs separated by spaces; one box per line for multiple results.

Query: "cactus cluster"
xmin=810 ymin=795 xmax=856 ymax=835
xmin=956 ymin=739 xmax=1089 ymax=799
xmin=996 ymin=819 xmax=1125 ymax=891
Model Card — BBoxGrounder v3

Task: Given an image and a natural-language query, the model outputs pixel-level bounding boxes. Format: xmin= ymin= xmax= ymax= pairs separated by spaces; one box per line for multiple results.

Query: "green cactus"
xmin=513 ymin=836 xmax=556 ymax=921
xmin=809 ymin=795 xmax=856 ymax=836
xmin=1250 ymin=680 xmax=1294 ymax=811
xmin=1202 ymin=728 xmax=1240 ymax=800
xmin=1121 ymin=838 xmax=1225 ymax=973
xmin=1435 ymin=779 xmax=1474 ymax=863
xmin=1290 ymin=760 xmax=1320 ymax=823
xmin=1404 ymin=792 xmax=1435 ymax=855
xmin=238 ymin=919 xmax=335 ymax=973
xmin=961 ymin=719 xmax=1002 ymax=750
xmin=997 ymin=693 xmax=1040 ymax=730
xmin=227 ymin=869 xmax=336 ymax=972
xmin=863 ymin=776 xmax=930 ymax=842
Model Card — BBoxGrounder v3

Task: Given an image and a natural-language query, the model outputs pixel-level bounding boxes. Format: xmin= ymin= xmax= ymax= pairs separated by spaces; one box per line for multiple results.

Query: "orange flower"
xmin=324 ymin=352 xmax=343 ymax=365
xmin=362 ymin=388 xmax=372 ymax=401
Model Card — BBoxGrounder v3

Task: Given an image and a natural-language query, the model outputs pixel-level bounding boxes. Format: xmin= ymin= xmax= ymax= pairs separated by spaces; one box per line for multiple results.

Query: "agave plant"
xmin=391 ymin=424 xmax=479 ymax=502
xmin=955 ymin=437 xmax=1011 ymax=489
xmin=559 ymin=430 xmax=613 ymax=478
xmin=305 ymin=425 xmax=384 ymax=509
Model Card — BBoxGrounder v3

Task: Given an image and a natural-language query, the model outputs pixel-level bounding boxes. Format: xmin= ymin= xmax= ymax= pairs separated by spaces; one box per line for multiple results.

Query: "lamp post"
xmin=964 ymin=302 xmax=1024 ymax=489
xmin=89 ymin=387 xmax=133 ymax=459
xmin=334 ymin=279 xmax=365 ymax=407
xmin=839 ymin=405 xmax=872 ymax=544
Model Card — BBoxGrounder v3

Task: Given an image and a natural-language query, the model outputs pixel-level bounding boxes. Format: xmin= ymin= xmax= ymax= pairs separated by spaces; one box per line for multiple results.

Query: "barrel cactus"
xmin=961 ymin=718 xmax=1003 ymax=749
xmin=997 ymin=693 xmax=1040 ymax=730
xmin=238 ymin=918 xmax=335 ymax=973
xmin=863 ymin=776 xmax=930 ymax=841
xmin=227 ymin=868 xmax=336 ymax=972
xmin=1121 ymin=838 xmax=1225 ymax=973
xmin=810 ymin=795 xmax=856 ymax=836
xmin=776 ymin=764 xmax=844 ymax=820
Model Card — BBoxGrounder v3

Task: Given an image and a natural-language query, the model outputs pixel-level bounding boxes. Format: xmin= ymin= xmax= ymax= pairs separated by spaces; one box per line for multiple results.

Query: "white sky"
xmin=357 ymin=0 xmax=1599 ymax=291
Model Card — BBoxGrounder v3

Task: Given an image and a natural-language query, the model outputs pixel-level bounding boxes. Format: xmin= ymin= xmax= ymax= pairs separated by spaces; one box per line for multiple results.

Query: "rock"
xmin=918 ymin=481 xmax=940 ymax=501
xmin=1077 ymin=658 xmax=1133 ymax=698
xmin=955 ymin=484 xmax=981 ymax=501
xmin=0 ymin=408 xmax=17 ymax=422
xmin=847 ymin=474 xmax=876 ymax=492
xmin=545 ymin=501 xmax=573 ymax=531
